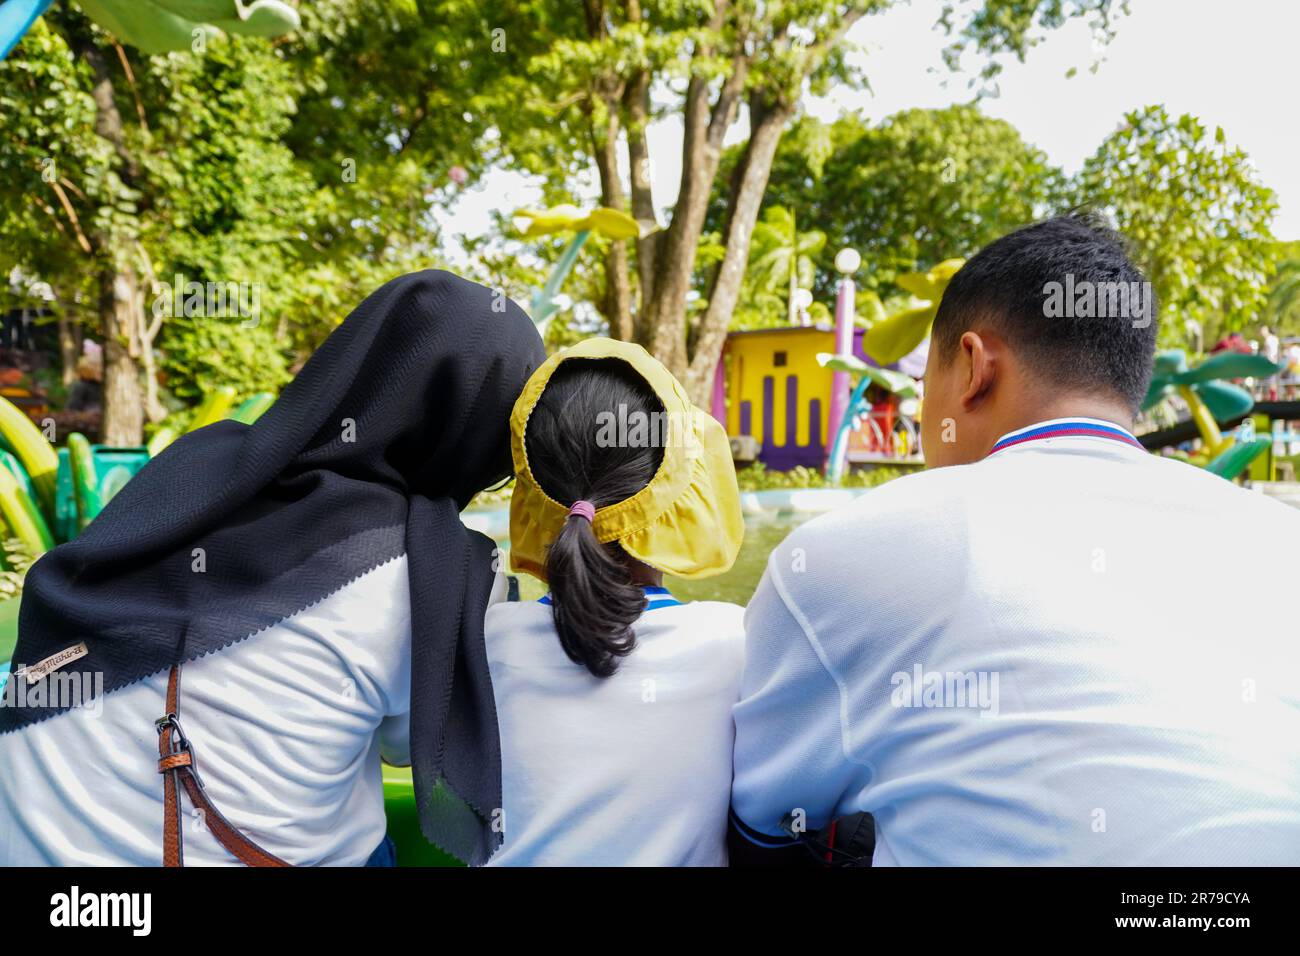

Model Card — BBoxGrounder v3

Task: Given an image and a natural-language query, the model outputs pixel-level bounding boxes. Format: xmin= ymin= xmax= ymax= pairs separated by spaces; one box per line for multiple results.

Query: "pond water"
xmin=508 ymin=515 xmax=803 ymax=607
xmin=668 ymin=517 xmax=801 ymax=605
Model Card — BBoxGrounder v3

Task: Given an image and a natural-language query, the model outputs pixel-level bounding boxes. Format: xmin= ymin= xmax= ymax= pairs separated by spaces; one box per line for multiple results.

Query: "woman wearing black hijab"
xmin=0 ymin=271 xmax=545 ymax=867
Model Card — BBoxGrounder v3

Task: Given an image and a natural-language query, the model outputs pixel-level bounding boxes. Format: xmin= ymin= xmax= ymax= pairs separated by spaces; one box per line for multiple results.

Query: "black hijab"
xmin=0 ymin=270 xmax=545 ymax=865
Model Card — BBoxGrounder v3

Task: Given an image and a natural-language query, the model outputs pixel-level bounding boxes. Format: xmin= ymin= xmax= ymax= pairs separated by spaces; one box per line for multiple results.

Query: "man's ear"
xmin=958 ymin=330 xmax=996 ymax=412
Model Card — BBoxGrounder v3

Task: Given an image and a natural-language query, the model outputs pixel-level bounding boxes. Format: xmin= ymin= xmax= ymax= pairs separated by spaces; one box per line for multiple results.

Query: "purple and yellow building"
xmin=711 ymin=323 xmax=910 ymax=470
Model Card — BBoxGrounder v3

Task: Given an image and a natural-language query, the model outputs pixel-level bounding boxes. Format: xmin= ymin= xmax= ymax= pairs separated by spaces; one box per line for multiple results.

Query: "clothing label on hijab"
xmin=17 ymin=642 xmax=88 ymax=684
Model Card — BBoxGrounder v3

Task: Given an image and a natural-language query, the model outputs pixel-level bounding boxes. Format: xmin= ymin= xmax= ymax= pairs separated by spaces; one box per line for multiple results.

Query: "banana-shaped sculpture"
xmin=861 ymin=259 xmax=965 ymax=366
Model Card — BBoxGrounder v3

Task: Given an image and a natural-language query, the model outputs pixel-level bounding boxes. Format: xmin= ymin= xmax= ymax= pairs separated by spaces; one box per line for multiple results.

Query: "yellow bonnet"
xmin=508 ymin=337 xmax=743 ymax=582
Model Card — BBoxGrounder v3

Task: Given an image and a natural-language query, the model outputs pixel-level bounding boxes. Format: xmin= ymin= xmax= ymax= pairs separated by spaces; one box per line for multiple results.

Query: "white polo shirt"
xmin=0 ymin=555 xmax=420 ymax=866
xmin=732 ymin=418 xmax=1300 ymax=865
xmin=485 ymin=590 xmax=745 ymax=866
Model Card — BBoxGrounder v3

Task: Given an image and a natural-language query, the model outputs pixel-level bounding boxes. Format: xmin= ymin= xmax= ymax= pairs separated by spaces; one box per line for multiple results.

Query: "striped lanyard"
xmin=989 ymin=419 xmax=1144 ymax=456
xmin=539 ymin=585 xmax=682 ymax=609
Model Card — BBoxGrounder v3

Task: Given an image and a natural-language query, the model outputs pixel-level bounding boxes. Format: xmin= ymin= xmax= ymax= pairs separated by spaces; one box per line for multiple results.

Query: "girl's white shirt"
xmin=484 ymin=595 xmax=745 ymax=867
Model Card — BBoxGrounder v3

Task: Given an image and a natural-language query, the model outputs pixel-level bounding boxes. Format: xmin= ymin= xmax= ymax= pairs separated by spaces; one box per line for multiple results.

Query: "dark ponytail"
xmin=524 ymin=358 xmax=665 ymax=678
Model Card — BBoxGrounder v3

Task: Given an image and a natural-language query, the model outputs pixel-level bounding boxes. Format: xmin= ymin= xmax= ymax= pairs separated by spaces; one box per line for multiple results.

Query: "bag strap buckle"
xmin=155 ymin=712 xmax=190 ymax=754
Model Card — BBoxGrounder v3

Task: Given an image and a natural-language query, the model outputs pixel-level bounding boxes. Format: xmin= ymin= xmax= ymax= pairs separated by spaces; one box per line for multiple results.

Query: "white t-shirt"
xmin=732 ymin=418 xmax=1300 ymax=866
xmin=484 ymin=590 xmax=745 ymax=866
xmin=0 ymin=555 xmax=418 ymax=866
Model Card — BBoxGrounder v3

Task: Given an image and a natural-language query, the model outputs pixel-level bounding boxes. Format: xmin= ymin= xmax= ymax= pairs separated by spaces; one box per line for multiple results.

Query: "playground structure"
xmin=1136 ymin=348 xmax=1299 ymax=481
xmin=709 ymin=257 xmax=960 ymax=480
xmin=711 ymin=324 xmax=922 ymax=472
xmin=513 ymin=204 xmax=643 ymax=334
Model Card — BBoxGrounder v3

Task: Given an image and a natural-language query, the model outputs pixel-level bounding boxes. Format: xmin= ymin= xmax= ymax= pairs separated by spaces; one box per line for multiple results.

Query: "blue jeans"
xmin=365 ymin=835 xmax=397 ymax=867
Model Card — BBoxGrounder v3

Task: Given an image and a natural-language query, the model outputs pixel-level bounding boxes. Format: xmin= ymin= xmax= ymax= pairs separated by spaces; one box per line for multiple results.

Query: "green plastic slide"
xmin=0 ymin=397 xmax=57 ymax=520
xmin=64 ymin=436 xmax=151 ymax=532
xmin=1206 ymin=436 xmax=1273 ymax=480
xmin=190 ymin=386 xmax=239 ymax=431
xmin=0 ymin=451 xmax=55 ymax=554
xmin=229 ymin=392 xmax=276 ymax=425
xmin=67 ymin=434 xmax=101 ymax=533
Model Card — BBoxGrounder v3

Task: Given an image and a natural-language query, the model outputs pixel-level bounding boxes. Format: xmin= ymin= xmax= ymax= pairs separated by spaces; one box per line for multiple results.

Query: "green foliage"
xmin=1074 ymin=105 xmax=1279 ymax=347
xmin=10 ymin=0 xmax=1275 ymax=444
xmin=139 ymin=30 xmax=312 ymax=286
xmin=727 ymin=206 xmax=829 ymax=329
xmin=730 ymin=105 xmax=1067 ymax=309
xmin=0 ymin=537 xmax=38 ymax=601
xmin=479 ymin=1 xmax=1118 ymax=353
xmin=0 ymin=3 xmax=477 ymax=405
xmin=732 ymin=101 xmax=1282 ymax=354
xmin=0 ymin=17 xmax=111 ymax=322
xmin=938 ymin=0 xmax=1128 ymax=85
xmin=1264 ymin=243 xmax=1300 ymax=334
xmin=157 ymin=315 xmax=290 ymax=415
xmin=1 ymin=11 xmax=311 ymax=418
xmin=271 ymin=252 xmax=447 ymax=358
xmin=133 ymin=29 xmax=305 ymax=408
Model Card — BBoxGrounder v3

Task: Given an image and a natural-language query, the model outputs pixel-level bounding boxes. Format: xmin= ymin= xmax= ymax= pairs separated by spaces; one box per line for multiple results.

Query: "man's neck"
xmin=991 ymin=398 xmax=1134 ymax=443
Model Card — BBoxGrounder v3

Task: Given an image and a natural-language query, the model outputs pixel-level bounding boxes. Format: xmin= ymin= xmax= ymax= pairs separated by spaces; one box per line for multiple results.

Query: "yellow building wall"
xmin=726 ymin=328 xmax=836 ymax=448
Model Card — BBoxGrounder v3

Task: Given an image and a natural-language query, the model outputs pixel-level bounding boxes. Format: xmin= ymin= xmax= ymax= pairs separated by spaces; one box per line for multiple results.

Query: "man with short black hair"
xmin=923 ymin=213 xmax=1155 ymax=465
xmin=731 ymin=215 xmax=1300 ymax=866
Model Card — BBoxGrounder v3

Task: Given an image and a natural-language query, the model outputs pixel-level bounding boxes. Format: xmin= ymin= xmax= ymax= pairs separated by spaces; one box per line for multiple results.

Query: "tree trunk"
xmin=81 ymin=38 xmax=145 ymax=445
xmin=624 ymin=66 xmax=658 ymax=343
xmin=643 ymin=86 xmax=711 ymax=376
xmin=99 ymin=264 xmax=144 ymax=446
xmin=134 ymin=244 xmax=169 ymax=423
xmin=603 ymin=236 xmax=633 ymax=342
xmin=56 ymin=304 xmax=80 ymax=388
xmin=643 ymin=60 xmax=746 ymax=379
xmin=590 ymin=105 xmax=632 ymax=341
xmin=584 ymin=0 xmax=632 ymax=341
xmin=684 ymin=97 xmax=793 ymax=404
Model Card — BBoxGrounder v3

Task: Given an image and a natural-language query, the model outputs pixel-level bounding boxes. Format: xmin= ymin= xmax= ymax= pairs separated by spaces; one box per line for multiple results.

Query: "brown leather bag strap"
xmin=158 ymin=665 xmax=185 ymax=867
xmin=157 ymin=663 xmax=291 ymax=867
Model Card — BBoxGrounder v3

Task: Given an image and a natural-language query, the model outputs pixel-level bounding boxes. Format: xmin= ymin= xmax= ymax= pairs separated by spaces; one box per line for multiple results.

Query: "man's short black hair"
xmin=930 ymin=214 xmax=1157 ymax=412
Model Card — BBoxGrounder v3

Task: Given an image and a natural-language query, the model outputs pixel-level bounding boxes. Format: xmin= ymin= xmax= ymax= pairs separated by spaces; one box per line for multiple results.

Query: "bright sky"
xmin=437 ymin=0 xmax=1299 ymax=267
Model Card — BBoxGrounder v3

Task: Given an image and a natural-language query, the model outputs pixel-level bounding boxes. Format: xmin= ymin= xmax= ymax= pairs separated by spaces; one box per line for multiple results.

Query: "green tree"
xmin=732 ymin=205 xmax=827 ymax=328
xmin=742 ymin=105 xmax=1066 ymax=303
xmin=1264 ymin=242 xmax=1300 ymax=335
xmin=494 ymin=0 xmax=1124 ymax=403
xmin=3 ymin=1 xmax=515 ymax=442
xmin=0 ymin=17 xmax=109 ymax=386
xmin=1074 ymin=105 xmax=1279 ymax=347
xmin=0 ymin=11 xmax=307 ymax=443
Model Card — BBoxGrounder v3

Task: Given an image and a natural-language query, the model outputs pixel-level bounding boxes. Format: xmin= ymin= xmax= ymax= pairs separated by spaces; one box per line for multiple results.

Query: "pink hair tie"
xmin=568 ymin=500 xmax=596 ymax=523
